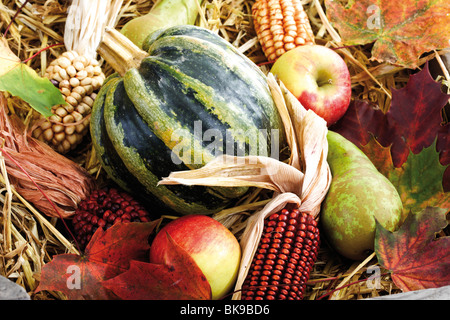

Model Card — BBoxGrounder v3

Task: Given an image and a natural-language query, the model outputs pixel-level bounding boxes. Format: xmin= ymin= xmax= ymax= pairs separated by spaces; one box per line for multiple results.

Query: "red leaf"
xmin=103 ymin=233 xmax=212 ymax=300
xmin=331 ymin=99 xmax=392 ymax=147
xmin=384 ymin=64 xmax=450 ymax=166
xmin=375 ymin=207 xmax=450 ymax=291
xmin=437 ymin=124 xmax=450 ymax=191
xmin=35 ymin=221 xmax=158 ymax=299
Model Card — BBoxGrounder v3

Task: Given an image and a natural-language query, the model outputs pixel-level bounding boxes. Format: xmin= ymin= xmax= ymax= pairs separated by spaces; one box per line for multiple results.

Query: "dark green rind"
xmin=130 ymin=26 xmax=284 ymax=202
xmin=90 ymin=74 xmax=168 ymax=211
xmin=93 ymin=25 xmax=285 ymax=215
xmin=103 ymin=78 xmax=230 ymax=215
xmin=90 ymin=74 xmax=136 ymax=191
xmin=131 ymin=27 xmax=283 ymax=168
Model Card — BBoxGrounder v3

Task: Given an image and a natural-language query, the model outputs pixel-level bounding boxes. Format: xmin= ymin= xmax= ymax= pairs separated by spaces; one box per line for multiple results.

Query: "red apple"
xmin=270 ymin=45 xmax=352 ymax=126
xmin=149 ymin=215 xmax=241 ymax=300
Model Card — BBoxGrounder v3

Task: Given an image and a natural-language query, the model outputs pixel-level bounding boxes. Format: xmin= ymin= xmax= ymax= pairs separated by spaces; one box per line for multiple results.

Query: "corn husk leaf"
xmin=64 ymin=0 xmax=124 ymax=58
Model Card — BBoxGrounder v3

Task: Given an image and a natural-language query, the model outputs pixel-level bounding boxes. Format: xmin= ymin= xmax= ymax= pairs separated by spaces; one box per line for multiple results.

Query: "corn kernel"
xmin=38 ymin=51 xmax=105 ymax=153
xmin=252 ymin=0 xmax=315 ymax=61
xmin=240 ymin=208 xmax=320 ymax=300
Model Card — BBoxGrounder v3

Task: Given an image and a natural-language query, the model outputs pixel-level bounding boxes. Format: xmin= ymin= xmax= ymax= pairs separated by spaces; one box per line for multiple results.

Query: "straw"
xmin=1 ymin=0 xmax=436 ymax=300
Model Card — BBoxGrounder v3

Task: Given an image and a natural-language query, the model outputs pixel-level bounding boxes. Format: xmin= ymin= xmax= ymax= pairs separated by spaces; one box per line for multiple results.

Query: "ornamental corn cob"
xmin=240 ymin=207 xmax=320 ymax=300
xmin=32 ymin=50 xmax=105 ymax=154
xmin=252 ymin=0 xmax=315 ymax=62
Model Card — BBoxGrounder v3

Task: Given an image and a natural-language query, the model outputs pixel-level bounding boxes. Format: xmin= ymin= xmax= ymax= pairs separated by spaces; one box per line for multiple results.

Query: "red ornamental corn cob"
xmin=252 ymin=0 xmax=315 ymax=62
xmin=240 ymin=207 xmax=320 ymax=300
xmin=71 ymin=187 xmax=152 ymax=249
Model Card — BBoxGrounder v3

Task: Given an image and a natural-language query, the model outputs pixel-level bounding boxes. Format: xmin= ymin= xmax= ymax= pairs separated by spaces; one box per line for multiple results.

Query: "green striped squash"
xmin=91 ymin=25 xmax=285 ymax=215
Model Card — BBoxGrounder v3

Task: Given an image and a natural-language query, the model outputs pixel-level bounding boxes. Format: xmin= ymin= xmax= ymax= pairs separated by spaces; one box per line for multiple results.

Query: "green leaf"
xmin=0 ymin=64 xmax=65 ymax=117
xmin=386 ymin=140 xmax=449 ymax=216
xmin=0 ymin=38 xmax=65 ymax=117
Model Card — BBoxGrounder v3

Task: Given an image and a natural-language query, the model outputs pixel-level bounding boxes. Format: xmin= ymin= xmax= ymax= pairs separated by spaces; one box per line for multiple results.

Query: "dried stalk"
xmin=64 ymin=0 xmax=124 ymax=59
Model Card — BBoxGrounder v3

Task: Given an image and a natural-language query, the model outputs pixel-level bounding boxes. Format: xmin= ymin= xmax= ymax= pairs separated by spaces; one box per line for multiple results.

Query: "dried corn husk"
xmin=160 ymin=73 xmax=332 ymax=299
xmin=0 ymin=93 xmax=95 ymax=218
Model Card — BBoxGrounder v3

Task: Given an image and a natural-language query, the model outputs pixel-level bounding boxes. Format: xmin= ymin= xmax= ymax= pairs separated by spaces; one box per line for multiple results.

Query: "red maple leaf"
xmin=102 ymin=233 xmax=212 ymax=300
xmin=382 ymin=64 xmax=450 ymax=166
xmin=331 ymin=99 xmax=391 ymax=148
xmin=375 ymin=207 xmax=450 ymax=291
xmin=35 ymin=221 xmax=158 ymax=300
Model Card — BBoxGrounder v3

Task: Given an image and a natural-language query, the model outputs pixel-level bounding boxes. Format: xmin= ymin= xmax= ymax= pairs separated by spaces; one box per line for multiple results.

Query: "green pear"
xmin=321 ymin=131 xmax=403 ymax=260
xmin=120 ymin=0 xmax=204 ymax=49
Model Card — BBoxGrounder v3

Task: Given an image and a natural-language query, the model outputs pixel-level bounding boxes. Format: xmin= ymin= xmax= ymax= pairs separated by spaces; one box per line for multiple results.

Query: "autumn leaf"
xmin=35 ymin=221 xmax=158 ymax=300
xmin=382 ymin=63 xmax=450 ymax=167
xmin=0 ymin=37 xmax=64 ymax=117
xmin=325 ymin=0 xmax=450 ymax=68
xmin=103 ymin=233 xmax=212 ymax=300
xmin=359 ymin=136 xmax=449 ymax=219
xmin=375 ymin=207 xmax=450 ymax=291
xmin=387 ymin=140 xmax=449 ymax=216
xmin=359 ymin=136 xmax=393 ymax=179
xmin=330 ymin=99 xmax=391 ymax=149
xmin=0 ymin=37 xmax=20 ymax=74
xmin=437 ymin=124 xmax=450 ymax=191
xmin=332 ymin=63 xmax=450 ymax=191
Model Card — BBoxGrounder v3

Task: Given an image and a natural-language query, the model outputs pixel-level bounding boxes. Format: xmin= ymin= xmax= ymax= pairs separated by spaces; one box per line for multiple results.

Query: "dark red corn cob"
xmin=71 ymin=187 xmax=151 ymax=249
xmin=240 ymin=207 xmax=320 ymax=300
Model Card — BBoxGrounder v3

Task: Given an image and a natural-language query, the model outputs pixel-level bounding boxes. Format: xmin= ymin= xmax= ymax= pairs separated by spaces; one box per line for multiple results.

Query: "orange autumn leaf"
xmin=325 ymin=0 xmax=450 ymax=68
xmin=359 ymin=137 xmax=393 ymax=178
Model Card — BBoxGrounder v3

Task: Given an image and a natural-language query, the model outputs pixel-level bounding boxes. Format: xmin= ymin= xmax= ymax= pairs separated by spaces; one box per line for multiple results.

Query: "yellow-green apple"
xmin=149 ymin=214 xmax=241 ymax=300
xmin=270 ymin=45 xmax=351 ymax=126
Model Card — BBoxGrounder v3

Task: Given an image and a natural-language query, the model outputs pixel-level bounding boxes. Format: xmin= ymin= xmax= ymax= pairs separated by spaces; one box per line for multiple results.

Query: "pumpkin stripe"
xmin=91 ymin=76 xmax=168 ymax=210
xmin=92 ymin=25 xmax=285 ymax=215
xmin=103 ymin=78 xmax=230 ymax=214
xmin=145 ymin=34 xmax=281 ymax=157
xmin=146 ymin=35 xmax=274 ymax=130
xmin=124 ymin=67 xmax=209 ymax=169
xmin=128 ymin=53 xmax=277 ymax=166
xmin=90 ymin=75 xmax=139 ymax=191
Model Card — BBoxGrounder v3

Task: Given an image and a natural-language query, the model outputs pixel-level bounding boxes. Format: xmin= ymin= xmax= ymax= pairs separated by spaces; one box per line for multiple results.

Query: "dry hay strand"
xmin=0 ymin=0 xmax=440 ymax=300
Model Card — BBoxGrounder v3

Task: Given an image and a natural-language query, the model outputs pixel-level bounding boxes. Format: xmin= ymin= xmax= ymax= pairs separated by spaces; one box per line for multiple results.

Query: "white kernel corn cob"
xmin=32 ymin=50 xmax=105 ymax=154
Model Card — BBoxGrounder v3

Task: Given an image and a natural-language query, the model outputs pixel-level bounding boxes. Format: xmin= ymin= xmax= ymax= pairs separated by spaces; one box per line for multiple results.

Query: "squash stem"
xmin=97 ymin=27 xmax=149 ymax=76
